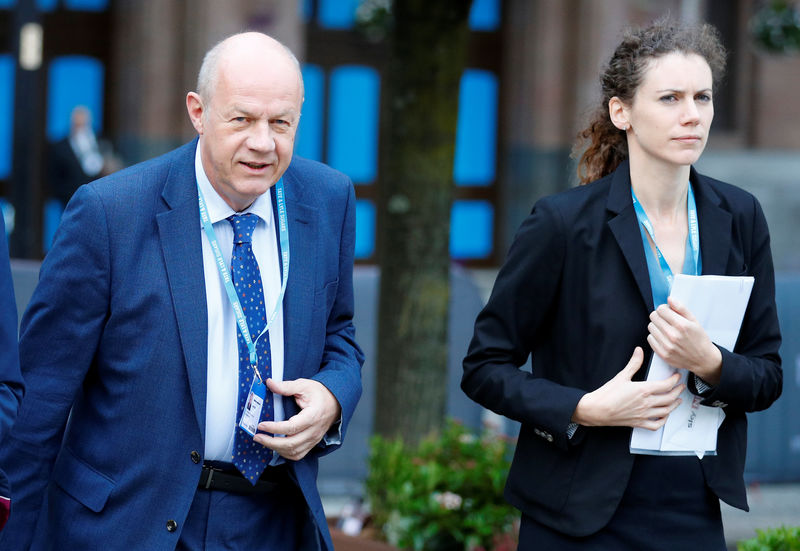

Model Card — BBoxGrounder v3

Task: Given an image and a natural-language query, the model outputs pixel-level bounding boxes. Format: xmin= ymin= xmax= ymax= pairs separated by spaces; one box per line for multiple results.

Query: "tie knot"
xmin=227 ymin=214 xmax=259 ymax=244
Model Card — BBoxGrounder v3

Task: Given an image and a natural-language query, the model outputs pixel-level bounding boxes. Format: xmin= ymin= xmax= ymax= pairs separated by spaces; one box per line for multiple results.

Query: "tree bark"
xmin=374 ymin=0 xmax=473 ymax=444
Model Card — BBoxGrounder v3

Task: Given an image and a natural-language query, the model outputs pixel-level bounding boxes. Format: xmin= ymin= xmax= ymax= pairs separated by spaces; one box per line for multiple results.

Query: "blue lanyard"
xmin=198 ymin=180 xmax=290 ymax=381
xmin=631 ymin=183 xmax=700 ymax=286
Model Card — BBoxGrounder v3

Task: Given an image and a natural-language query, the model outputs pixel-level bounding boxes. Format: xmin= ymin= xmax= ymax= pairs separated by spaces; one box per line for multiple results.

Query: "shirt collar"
xmin=194 ymin=143 xmax=273 ymax=228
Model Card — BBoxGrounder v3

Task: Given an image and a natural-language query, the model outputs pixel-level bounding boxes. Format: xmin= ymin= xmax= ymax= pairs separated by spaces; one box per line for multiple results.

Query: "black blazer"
xmin=462 ymin=161 xmax=782 ymax=537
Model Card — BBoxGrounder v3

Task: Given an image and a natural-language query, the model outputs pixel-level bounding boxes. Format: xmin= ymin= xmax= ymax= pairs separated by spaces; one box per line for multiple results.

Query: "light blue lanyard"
xmin=631 ymin=182 xmax=700 ymax=286
xmin=198 ymin=180 xmax=290 ymax=381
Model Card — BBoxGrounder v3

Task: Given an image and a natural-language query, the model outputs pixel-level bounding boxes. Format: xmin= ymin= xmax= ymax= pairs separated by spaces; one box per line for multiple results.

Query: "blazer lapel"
xmin=274 ymin=172 xmax=318 ymax=385
xmin=690 ymin=168 xmax=732 ymax=275
xmin=156 ymin=141 xmax=209 ymax=435
xmin=606 ymin=161 xmax=655 ymax=312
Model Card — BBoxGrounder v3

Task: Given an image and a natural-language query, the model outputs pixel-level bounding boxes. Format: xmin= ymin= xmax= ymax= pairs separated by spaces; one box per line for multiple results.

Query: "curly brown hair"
xmin=574 ymin=18 xmax=727 ymax=185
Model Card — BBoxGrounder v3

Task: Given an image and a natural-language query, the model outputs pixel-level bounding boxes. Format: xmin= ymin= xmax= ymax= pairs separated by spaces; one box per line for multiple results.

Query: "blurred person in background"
xmin=48 ymin=105 xmax=122 ymax=206
xmin=462 ymin=19 xmax=781 ymax=550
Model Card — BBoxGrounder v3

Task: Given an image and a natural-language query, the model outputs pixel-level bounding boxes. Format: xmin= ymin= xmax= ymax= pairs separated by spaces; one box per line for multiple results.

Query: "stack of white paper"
xmin=630 ymin=274 xmax=754 ymax=458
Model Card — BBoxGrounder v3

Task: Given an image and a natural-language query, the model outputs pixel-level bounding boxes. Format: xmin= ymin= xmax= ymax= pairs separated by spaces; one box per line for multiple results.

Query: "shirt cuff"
xmin=322 ymin=414 xmax=343 ymax=447
xmin=566 ymin=422 xmax=579 ymax=440
xmin=689 ymin=373 xmax=715 ymax=397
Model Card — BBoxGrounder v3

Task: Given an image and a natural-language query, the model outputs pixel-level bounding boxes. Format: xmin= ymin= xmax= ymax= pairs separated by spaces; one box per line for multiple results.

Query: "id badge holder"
xmin=239 ymin=378 xmax=267 ymax=437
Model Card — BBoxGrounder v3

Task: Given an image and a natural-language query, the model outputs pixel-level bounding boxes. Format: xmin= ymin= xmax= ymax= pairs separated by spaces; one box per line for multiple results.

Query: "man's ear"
xmin=186 ymin=92 xmax=205 ymax=135
xmin=608 ymin=96 xmax=630 ymax=131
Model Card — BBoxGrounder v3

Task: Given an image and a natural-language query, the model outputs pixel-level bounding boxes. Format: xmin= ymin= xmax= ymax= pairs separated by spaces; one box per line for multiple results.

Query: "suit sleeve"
xmin=462 ymin=198 xmax=586 ymax=450
xmin=310 ymin=180 xmax=364 ymax=455
xmin=0 ymin=209 xmax=23 ymax=447
xmin=0 ymin=185 xmax=110 ymax=545
xmin=700 ymin=195 xmax=782 ymax=412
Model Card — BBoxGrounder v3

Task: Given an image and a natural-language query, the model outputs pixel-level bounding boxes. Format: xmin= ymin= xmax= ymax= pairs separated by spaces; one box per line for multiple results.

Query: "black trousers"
xmin=518 ymin=455 xmax=727 ymax=550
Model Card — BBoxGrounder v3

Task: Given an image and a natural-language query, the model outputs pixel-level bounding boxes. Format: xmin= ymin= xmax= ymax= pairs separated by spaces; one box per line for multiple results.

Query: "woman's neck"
xmin=629 ymin=157 xmax=691 ymax=224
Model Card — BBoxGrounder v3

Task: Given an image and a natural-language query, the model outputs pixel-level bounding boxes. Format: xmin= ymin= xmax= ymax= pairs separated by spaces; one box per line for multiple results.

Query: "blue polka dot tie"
xmin=228 ymin=213 xmax=273 ymax=484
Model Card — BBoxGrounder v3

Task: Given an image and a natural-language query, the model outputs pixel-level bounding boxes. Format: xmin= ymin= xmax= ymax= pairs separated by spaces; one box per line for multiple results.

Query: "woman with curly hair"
xmin=462 ymin=19 xmax=782 ymax=550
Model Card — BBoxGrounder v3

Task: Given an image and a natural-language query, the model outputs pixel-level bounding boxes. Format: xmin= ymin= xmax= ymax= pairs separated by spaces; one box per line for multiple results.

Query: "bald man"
xmin=0 ymin=33 xmax=363 ymax=550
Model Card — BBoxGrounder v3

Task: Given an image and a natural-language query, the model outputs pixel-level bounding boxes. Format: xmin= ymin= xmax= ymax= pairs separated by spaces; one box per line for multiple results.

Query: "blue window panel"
xmin=0 ymin=0 xmax=16 ymax=8
xmin=295 ymin=64 xmax=324 ymax=161
xmin=43 ymin=198 xmax=63 ymax=252
xmin=327 ymin=65 xmax=380 ymax=184
xmin=469 ymin=0 xmax=501 ymax=31
xmin=299 ymin=0 xmax=312 ymax=23
xmin=46 ymin=56 xmax=104 ymax=141
xmin=454 ymin=69 xmax=498 ymax=186
xmin=450 ymin=200 xmax=494 ymax=259
xmin=36 ymin=0 xmax=56 ymax=10
xmin=65 ymin=0 xmax=109 ymax=11
xmin=0 ymin=55 xmax=14 ymax=180
xmin=0 ymin=199 xmax=13 ymax=238
xmin=318 ymin=0 xmax=358 ymax=29
xmin=355 ymin=199 xmax=375 ymax=259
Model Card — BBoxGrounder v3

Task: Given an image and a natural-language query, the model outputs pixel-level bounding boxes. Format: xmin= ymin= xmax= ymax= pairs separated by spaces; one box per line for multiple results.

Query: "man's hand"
xmin=254 ymin=378 xmax=341 ymax=461
xmin=572 ymin=347 xmax=685 ymax=431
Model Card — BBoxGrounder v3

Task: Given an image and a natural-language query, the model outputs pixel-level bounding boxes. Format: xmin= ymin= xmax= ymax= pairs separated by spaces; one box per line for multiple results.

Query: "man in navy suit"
xmin=0 ymin=32 xmax=363 ymax=550
xmin=0 ymin=210 xmax=24 ymax=531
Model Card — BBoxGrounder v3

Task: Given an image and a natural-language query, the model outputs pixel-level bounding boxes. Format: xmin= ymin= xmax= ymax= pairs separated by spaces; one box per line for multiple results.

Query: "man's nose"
xmin=246 ymin=121 xmax=276 ymax=152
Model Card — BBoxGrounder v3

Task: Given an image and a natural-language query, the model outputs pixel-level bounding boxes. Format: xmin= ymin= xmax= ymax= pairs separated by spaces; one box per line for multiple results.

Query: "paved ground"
xmin=722 ymin=482 xmax=800 ymax=549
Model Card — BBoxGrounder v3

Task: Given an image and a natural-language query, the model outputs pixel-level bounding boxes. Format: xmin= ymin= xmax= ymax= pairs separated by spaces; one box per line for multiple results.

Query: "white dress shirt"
xmin=196 ymin=146 xmax=286 ymax=463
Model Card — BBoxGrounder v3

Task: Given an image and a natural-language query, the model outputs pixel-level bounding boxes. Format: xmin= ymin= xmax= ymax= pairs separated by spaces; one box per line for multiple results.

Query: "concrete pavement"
xmin=722 ymin=482 xmax=800 ymax=549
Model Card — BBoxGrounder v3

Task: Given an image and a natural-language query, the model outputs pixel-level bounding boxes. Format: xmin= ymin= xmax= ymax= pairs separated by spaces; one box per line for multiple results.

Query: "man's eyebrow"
xmin=271 ymin=108 xmax=299 ymax=120
xmin=227 ymin=105 xmax=258 ymax=118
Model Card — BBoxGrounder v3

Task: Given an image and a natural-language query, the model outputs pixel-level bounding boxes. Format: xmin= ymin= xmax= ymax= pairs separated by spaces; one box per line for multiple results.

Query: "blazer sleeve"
xmin=462 ymin=198 xmax=586 ymax=450
xmin=700 ymin=195 xmax=782 ymax=412
xmin=310 ymin=179 xmax=364 ymax=455
xmin=0 ymin=185 xmax=110 ymax=544
xmin=0 ymin=209 xmax=23 ymax=447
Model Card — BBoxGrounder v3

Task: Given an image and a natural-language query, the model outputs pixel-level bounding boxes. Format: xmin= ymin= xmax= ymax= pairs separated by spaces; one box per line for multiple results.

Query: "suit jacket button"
xmin=191 ymin=450 xmax=201 ymax=464
xmin=166 ymin=519 xmax=178 ymax=532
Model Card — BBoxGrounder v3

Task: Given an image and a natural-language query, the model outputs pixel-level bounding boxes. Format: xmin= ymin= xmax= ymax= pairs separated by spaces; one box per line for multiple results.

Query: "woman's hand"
xmin=647 ymin=297 xmax=722 ymax=384
xmin=572 ymin=347 xmax=684 ymax=431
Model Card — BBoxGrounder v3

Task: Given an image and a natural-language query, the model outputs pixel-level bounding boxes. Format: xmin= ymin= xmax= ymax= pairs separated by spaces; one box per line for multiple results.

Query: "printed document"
xmin=630 ymin=274 xmax=754 ymax=458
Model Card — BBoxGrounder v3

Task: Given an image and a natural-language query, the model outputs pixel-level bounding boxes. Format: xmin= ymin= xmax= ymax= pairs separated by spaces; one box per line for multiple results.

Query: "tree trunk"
xmin=374 ymin=0 xmax=473 ymax=444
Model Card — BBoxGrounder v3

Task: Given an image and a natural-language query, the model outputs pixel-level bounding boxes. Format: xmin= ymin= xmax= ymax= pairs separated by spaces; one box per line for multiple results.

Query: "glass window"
xmin=46 ymin=55 xmax=104 ymax=141
xmin=318 ymin=0 xmax=358 ymax=29
xmin=450 ymin=200 xmax=494 ymax=259
xmin=454 ymin=69 xmax=498 ymax=186
xmin=0 ymin=55 xmax=14 ymax=180
xmin=299 ymin=0 xmax=312 ymax=23
xmin=355 ymin=199 xmax=376 ymax=259
xmin=0 ymin=0 xmax=16 ymax=8
xmin=37 ymin=0 xmax=108 ymax=10
xmin=469 ymin=0 xmax=501 ymax=31
xmin=65 ymin=0 xmax=109 ymax=10
xmin=327 ymin=65 xmax=380 ymax=184
xmin=296 ymin=64 xmax=324 ymax=161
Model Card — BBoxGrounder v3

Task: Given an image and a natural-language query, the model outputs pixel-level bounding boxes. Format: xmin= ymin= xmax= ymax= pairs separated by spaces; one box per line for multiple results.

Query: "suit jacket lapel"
xmin=690 ymin=168 xmax=732 ymax=275
xmin=156 ymin=140 xmax=209 ymax=434
xmin=607 ymin=161 xmax=655 ymax=312
xmin=275 ymin=170 xmax=318 ymax=386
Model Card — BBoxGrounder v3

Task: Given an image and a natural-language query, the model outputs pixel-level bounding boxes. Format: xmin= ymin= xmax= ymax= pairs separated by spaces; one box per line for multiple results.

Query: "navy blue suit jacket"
xmin=0 ymin=140 xmax=363 ymax=550
xmin=462 ymin=161 xmax=782 ymax=536
xmin=0 ymin=210 xmax=24 ymax=500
